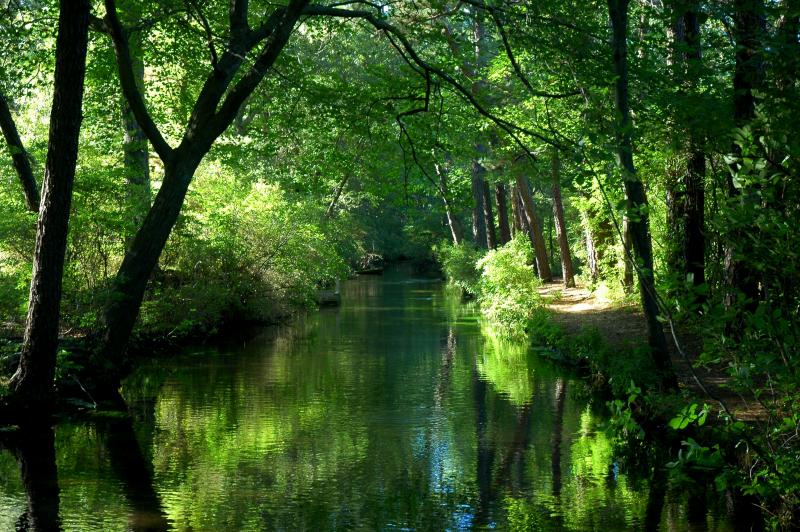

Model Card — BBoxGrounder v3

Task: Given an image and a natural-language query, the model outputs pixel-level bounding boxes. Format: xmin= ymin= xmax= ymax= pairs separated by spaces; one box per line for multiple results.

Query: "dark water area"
xmin=1 ymin=268 xmax=733 ymax=530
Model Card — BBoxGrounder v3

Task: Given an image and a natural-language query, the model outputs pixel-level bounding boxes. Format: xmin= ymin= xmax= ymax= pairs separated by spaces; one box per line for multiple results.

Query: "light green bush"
xmin=476 ymin=235 xmax=542 ymax=337
xmin=433 ymin=241 xmax=482 ymax=296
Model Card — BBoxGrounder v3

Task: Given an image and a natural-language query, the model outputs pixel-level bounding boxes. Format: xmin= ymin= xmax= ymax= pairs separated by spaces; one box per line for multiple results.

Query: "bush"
xmin=136 ymin=179 xmax=350 ymax=339
xmin=476 ymin=235 xmax=542 ymax=337
xmin=433 ymin=241 xmax=482 ymax=296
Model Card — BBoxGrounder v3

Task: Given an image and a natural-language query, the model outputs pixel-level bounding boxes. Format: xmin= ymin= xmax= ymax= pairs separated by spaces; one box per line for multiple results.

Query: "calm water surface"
xmin=1 ymin=269 xmax=732 ymax=530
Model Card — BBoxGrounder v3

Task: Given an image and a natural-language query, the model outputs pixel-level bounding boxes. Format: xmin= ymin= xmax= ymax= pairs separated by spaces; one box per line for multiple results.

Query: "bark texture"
xmin=471 ymin=160 xmax=488 ymax=249
xmin=10 ymin=0 xmax=91 ymax=408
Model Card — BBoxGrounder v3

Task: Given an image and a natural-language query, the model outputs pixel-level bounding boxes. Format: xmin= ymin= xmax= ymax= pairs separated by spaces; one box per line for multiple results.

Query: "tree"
xmin=515 ymin=174 xmax=552 ymax=282
xmin=95 ymin=0 xmax=308 ymax=385
xmin=608 ymin=0 xmax=676 ymax=388
xmin=9 ymin=0 xmax=91 ymax=411
xmin=550 ymin=149 xmax=575 ymax=288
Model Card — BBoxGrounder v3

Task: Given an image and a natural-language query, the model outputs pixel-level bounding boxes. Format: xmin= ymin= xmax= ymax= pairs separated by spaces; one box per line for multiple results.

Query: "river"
xmin=0 ymin=268 xmax=733 ymax=530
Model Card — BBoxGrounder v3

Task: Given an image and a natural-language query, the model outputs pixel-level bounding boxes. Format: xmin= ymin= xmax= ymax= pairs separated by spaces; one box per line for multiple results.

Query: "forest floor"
xmin=538 ymin=281 xmax=765 ymax=420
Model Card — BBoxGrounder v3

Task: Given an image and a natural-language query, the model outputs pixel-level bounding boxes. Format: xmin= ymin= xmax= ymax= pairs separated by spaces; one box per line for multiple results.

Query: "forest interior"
xmin=0 ymin=0 xmax=799 ymax=530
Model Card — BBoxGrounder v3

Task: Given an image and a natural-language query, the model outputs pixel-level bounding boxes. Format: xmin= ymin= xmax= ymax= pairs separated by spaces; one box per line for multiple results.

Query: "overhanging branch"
xmin=302 ymin=4 xmax=566 ymax=158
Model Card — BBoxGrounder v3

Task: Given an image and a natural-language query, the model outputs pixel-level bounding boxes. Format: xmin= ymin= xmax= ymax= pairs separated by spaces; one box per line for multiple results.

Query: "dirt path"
xmin=538 ymin=282 xmax=764 ymax=420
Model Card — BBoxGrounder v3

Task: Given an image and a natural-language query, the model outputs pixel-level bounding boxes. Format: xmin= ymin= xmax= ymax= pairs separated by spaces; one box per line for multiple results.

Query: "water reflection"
xmin=1 ymin=425 xmax=61 ymax=531
xmin=0 ymin=268 xmax=735 ymax=530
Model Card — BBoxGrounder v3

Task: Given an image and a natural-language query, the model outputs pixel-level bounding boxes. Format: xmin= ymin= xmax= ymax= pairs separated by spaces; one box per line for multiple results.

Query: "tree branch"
xmin=103 ymin=0 xmax=174 ymax=162
xmin=488 ymin=7 xmax=582 ymax=99
xmin=302 ymin=4 xmax=563 ymax=157
xmin=185 ymin=0 xmax=219 ymax=69
xmin=207 ymin=0 xmax=309 ymax=141
xmin=0 ymin=91 xmax=39 ymax=212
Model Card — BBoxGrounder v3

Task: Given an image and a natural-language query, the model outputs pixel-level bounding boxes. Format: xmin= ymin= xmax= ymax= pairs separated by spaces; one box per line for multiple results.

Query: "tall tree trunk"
xmin=511 ymin=184 xmax=522 ymax=235
xmin=725 ymin=0 xmax=764 ymax=313
xmin=582 ymin=211 xmax=600 ymax=282
xmin=0 ymin=92 xmax=39 ymax=212
xmin=515 ymin=175 xmax=552 ymax=281
xmin=120 ymin=0 xmax=151 ymax=238
xmin=622 ymin=214 xmax=634 ymax=292
xmin=550 ymin=150 xmax=575 ymax=288
xmin=495 ymin=181 xmax=511 ymax=245
xmin=682 ymin=8 xmax=706 ymax=290
xmin=608 ymin=0 xmax=676 ymax=388
xmin=482 ymin=179 xmax=497 ymax=249
xmin=435 ymin=161 xmax=463 ymax=245
xmin=515 ymin=187 xmax=539 ymax=276
xmin=471 ymin=158 xmax=488 ymax=249
xmin=667 ymin=2 xmax=707 ymax=291
xmin=664 ymin=5 xmax=686 ymax=280
xmin=10 ymin=0 xmax=91 ymax=409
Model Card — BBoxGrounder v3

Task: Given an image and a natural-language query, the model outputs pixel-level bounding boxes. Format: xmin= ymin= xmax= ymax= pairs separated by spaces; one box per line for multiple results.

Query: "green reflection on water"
xmin=0 ymin=268 xmax=731 ymax=531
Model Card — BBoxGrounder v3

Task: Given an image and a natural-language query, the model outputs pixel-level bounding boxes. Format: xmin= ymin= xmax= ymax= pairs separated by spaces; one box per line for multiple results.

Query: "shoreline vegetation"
xmin=436 ymin=236 xmax=796 ymax=529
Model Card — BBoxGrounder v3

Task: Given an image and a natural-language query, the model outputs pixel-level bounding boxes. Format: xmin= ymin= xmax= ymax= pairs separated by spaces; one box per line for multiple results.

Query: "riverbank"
xmin=0 ymin=313 xmax=292 ymax=422
xmin=535 ymin=282 xmax=763 ymax=421
xmin=530 ymin=282 xmax=800 ymax=529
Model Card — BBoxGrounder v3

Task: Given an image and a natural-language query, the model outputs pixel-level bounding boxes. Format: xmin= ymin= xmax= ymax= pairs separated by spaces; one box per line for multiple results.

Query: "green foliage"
xmin=433 ymin=241 xmax=482 ymax=297
xmin=476 ymin=235 xmax=542 ymax=337
xmin=435 ymin=236 xmax=543 ymax=337
xmin=137 ymin=178 xmax=350 ymax=339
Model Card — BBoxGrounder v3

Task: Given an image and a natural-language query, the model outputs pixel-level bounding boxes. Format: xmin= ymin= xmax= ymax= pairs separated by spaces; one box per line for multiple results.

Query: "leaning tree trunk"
xmin=0 ymin=92 xmax=39 ymax=212
xmin=495 ymin=181 xmax=511 ymax=245
xmin=482 ymin=179 xmax=497 ymax=249
xmin=515 ymin=175 xmax=552 ymax=282
xmin=10 ymin=0 xmax=91 ymax=410
xmin=550 ymin=150 xmax=575 ymax=288
xmin=95 ymin=0 xmax=309 ymax=390
xmin=608 ymin=0 xmax=676 ymax=388
xmin=97 ymin=157 xmax=199 ymax=373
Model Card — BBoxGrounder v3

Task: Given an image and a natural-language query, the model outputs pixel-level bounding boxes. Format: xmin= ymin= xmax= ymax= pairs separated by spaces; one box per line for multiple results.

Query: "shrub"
xmin=433 ymin=241 xmax=482 ymax=296
xmin=476 ymin=235 xmax=542 ymax=337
